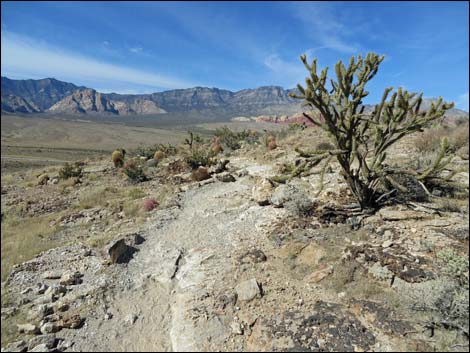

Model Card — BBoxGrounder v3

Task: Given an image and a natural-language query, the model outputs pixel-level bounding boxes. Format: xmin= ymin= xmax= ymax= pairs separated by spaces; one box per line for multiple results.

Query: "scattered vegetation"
xmin=214 ymin=126 xmax=259 ymax=150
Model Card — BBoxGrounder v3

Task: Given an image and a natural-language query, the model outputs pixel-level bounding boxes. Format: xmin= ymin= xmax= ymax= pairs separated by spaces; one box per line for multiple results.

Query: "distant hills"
xmin=1 ymin=76 xmax=468 ymax=121
xmin=1 ymin=76 xmax=301 ymax=117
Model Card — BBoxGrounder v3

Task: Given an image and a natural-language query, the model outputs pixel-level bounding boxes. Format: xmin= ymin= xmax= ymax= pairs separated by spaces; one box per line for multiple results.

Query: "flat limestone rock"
xmin=235 ymin=278 xmax=261 ymax=302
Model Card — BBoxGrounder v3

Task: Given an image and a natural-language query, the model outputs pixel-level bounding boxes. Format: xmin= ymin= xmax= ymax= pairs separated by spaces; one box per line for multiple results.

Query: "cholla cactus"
xmin=288 ymin=52 xmax=454 ymax=209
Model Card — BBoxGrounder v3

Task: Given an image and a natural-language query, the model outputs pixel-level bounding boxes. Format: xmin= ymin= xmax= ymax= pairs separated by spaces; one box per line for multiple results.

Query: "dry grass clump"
xmin=414 ymin=122 xmax=469 ymax=154
xmin=1 ymin=212 xmax=61 ymax=281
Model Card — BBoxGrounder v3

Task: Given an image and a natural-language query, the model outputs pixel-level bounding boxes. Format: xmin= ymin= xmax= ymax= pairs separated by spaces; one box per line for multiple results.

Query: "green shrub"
xmin=58 ymin=162 xmax=83 ymax=180
xmin=184 ymin=148 xmax=216 ymax=170
xmin=437 ymin=249 xmax=469 ymax=287
xmin=122 ymin=159 xmax=147 ymax=183
xmin=214 ymin=126 xmax=259 ymax=150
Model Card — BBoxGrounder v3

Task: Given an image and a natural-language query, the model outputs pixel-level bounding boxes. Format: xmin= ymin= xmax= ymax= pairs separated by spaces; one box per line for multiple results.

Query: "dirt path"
xmin=67 ymin=156 xmax=285 ymax=351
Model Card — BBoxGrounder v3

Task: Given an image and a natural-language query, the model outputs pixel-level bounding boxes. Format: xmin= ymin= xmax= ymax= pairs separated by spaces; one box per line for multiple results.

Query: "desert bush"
xmin=414 ymin=123 xmax=469 ymax=154
xmin=59 ymin=162 xmax=83 ymax=180
xmin=135 ymin=143 xmax=177 ymax=160
xmin=122 ymin=159 xmax=147 ymax=183
xmin=285 ymin=52 xmax=454 ymax=209
xmin=112 ymin=149 xmax=125 ymax=168
xmin=184 ymin=131 xmax=203 ymax=151
xmin=437 ymin=249 xmax=469 ymax=287
xmin=288 ymin=122 xmax=307 ymax=132
xmin=316 ymin=141 xmax=335 ymax=151
xmin=184 ymin=148 xmax=216 ymax=170
xmin=214 ymin=126 xmax=259 ymax=150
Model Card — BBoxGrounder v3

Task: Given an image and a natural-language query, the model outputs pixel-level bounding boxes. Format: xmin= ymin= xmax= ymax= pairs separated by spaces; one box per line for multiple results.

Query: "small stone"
xmin=45 ymin=285 xmax=67 ymax=297
xmin=235 ymin=279 xmax=261 ymax=302
xmin=231 ymin=321 xmax=244 ymax=335
xmin=382 ymin=240 xmax=394 ymax=248
xmin=58 ymin=314 xmax=83 ymax=329
xmin=305 ymin=264 xmax=333 ymax=283
xmin=42 ymin=271 xmax=61 ymax=280
xmin=40 ymin=322 xmax=59 ymax=334
xmin=216 ymin=173 xmax=236 ymax=183
xmin=104 ymin=312 xmax=113 ymax=320
xmin=383 ymin=230 xmax=393 ymax=239
xmin=35 ymin=283 xmax=49 ymax=295
xmin=59 ymin=271 xmax=82 ymax=286
xmin=125 ymin=314 xmax=138 ymax=325
xmin=17 ymin=323 xmax=39 ymax=335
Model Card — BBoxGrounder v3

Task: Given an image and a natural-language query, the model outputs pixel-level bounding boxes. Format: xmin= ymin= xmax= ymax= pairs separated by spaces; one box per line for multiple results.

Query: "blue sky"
xmin=1 ymin=1 xmax=468 ymax=110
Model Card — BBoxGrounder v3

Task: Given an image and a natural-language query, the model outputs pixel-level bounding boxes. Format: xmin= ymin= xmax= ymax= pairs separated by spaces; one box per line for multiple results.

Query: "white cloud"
xmin=455 ymin=92 xmax=469 ymax=111
xmin=1 ymin=31 xmax=198 ymax=91
xmin=289 ymin=2 xmax=359 ymax=54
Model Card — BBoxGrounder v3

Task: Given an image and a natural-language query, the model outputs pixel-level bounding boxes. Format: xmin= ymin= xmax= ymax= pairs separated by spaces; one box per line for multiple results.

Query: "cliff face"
xmin=1 ymin=94 xmax=41 ymax=113
xmin=1 ymin=76 xmax=83 ymax=111
xmin=48 ymin=89 xmax=166 ymax=115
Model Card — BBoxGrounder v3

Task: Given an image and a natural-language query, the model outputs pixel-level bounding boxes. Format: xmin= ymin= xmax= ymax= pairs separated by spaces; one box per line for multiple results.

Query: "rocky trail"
xmin=66 ymin=157 xmax=283 ymax=351
xmin=2 ymin=152 xmax=469 ymax=352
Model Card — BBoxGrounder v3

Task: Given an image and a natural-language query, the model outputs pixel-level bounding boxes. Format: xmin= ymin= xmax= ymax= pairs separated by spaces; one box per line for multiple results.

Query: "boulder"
xmin=105 ymin=239 xmax=137 ymax=264
xmin=146 ymin=159 xmax=158 ymax=168
xmin=270 ymin=184 xmax=314 ymax=216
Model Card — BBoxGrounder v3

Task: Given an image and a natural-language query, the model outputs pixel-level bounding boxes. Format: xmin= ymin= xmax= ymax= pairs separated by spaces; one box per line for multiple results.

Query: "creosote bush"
xmin=59 ymin=162 xmax=83 ymax=180
xmin=122 ymin=159 xmax=147 ymax=183
xmin=282 ymin=52 xmax=454 ymax=209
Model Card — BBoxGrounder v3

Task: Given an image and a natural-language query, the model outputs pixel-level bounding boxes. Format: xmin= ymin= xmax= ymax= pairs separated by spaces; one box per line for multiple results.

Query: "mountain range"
xmin=1 ymin=76 xmax=468 ymax=121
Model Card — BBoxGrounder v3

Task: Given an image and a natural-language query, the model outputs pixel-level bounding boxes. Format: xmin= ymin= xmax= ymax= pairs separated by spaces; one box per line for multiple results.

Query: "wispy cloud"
xmin=129 ymin=46 xmax=143 ymax=54
xmin=1 ymin=31 xmax=198 ymax=91
xmin=263 ymin=53 xmax=308 ymax=88
xmin=288 ymin=2 xmax=360 ymax=54
xmin=455 ymin=92 xmax=469 ymax=111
